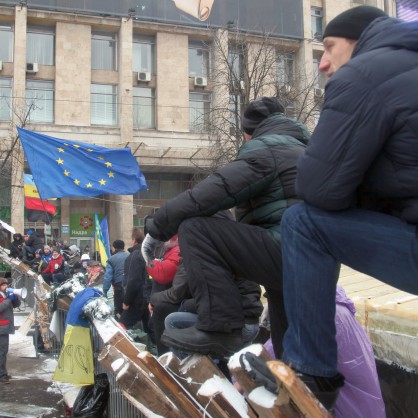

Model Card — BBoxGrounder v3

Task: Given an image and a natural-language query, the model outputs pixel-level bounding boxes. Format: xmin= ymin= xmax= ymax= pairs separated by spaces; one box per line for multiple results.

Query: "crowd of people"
xmin=2 ymin=5 xmax=417 ymax=415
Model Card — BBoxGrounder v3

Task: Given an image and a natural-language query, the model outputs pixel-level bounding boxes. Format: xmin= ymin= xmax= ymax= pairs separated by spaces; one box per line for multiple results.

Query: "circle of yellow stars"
xmin=55 ymin=143 xmax=115 ymax=189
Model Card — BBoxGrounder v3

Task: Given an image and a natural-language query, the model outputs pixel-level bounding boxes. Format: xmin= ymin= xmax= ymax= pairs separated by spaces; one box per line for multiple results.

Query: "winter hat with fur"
xmin=0 ymin=277 xmax=9 ymax=286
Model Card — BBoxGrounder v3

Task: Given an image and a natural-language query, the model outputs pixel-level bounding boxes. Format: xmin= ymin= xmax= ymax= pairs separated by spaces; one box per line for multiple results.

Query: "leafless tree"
xmin=191 ymin=28 xmax=324 ymax=172
xmin=0 ymin=95 xmax=39 ymax=219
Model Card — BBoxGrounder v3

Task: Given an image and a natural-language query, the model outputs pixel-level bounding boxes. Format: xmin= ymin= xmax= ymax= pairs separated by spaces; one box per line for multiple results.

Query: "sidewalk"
xmin=0 ymin=310 xmax=66 ymax=418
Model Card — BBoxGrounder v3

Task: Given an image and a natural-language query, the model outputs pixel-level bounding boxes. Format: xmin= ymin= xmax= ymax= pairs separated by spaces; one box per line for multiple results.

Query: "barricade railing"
xmin=0 ymin=255 xmax=144 ymax=417
xmin=52 ymin=309 xmax=144 ymax=417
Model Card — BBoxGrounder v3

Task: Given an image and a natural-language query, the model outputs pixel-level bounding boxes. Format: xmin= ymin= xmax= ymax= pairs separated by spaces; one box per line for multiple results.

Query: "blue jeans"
xmin=281 ymin=203 xmax=418 ymax=377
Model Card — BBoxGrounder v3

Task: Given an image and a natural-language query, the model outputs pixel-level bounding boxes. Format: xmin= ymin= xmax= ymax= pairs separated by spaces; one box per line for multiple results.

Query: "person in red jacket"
xmin=0 ymin=277 xmax=21 ymax=383
xmin=146 ymin=235 xmax=180 ymax=287
xmin=41 ymin=247 xmax=65 ymax=286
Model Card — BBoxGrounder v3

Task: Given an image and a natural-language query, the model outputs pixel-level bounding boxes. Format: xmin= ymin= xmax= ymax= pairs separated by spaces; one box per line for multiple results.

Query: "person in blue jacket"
xmin=277 ymin=5 xmax=418 ymax=411
xmin=102 ymin=240 xmax=129 ymax=318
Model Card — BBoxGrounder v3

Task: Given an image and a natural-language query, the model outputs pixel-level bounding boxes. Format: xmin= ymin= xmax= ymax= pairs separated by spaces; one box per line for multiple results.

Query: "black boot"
xmin=241 ymin=352 xmax=344 ymax=413
xmin=160 ymin=326 xmax=244 ymax=357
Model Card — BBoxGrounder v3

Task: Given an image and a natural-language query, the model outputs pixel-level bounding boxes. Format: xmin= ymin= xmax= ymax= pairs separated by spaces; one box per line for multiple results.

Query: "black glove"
xmin=239 ymin=352 xmax=277 ymax=393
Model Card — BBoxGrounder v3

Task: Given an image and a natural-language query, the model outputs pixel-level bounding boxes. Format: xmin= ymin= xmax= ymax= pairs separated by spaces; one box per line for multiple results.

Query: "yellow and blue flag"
xmin=95 ymin=214 xmax=109 ymax=265
xmin=18 ymin=127 xmax=147 ymax=199
xmin=53 ymin=288 xmax=102 ymax=385
xmin=100 ymin=215 xmax=111 ymax=259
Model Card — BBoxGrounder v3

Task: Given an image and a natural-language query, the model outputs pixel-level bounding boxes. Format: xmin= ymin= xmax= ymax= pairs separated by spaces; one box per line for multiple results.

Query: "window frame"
xmin=91 ymin=31 xmax=117 ymax=71
xmin=0 ymin=23 xmax=13 ymax=63
xmin=90 ymin=83 xmax=118 ymax=126
xmin=189 ymin=92 xmax=211 ymax=133
xmin=311 ymin=7 xmax=323 ymax=40
xmin=276 ymin=52 xmax=295 ymax=87
xmin=133 ymin=87 xmax=155 ymax=129
xmin=188 ymin=40 xmax=210 ymax=78
xmin=26 ymin=25 xmax=55 ymax=66
xmin=0 ymin=77 xmax=12 ymax=121
xmin=132 ymin=34 xmax=155 ymax=73
xmin=25 ymin=80 xmax=55 ymax=124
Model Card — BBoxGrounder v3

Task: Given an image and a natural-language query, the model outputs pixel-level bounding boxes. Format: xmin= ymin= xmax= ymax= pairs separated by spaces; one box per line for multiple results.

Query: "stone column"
xmin=108 ymin=17 xmax=134 ymax=244
xmin=10 ymin=5 xmax=27 ymax=233
xmin=60 ymin=197 xmax=71 ymax=241
xmin=156 ymin=31 xmax=189 ymax=131
xmin=55 ymin=22 xmax=91 ymax=126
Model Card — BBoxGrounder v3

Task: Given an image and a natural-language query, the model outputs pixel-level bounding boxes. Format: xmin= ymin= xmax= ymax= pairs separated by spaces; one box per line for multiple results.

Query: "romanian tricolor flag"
xmin=24 ymin=174 xmax=56 ymax=224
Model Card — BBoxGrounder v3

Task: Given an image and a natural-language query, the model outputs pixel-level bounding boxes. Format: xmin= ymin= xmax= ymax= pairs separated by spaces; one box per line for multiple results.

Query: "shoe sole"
xmin=161 ymin=334 xmax=237 ymax=358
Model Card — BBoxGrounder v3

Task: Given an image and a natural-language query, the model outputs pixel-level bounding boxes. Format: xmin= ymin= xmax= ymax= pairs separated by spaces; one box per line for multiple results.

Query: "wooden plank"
xmin=100 ymin=330 xmax=203 ymax=417
xmin=267 ymin=361 xmax=331 ymax=418
xmin=137 ymin=351 xmax=204 ymax=417
xmin=99 ymin=344 xmax=195 ymax=417
xmin=228 ymin=345 xmax=297 ymax=417
xmin=175 ymin=354 xmax=257 ymax=418
xmin=17 ymin=309 xmax=35 ymax=336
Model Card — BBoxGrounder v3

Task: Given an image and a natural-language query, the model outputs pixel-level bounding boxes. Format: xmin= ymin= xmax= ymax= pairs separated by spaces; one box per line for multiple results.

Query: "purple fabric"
xmin=264 ymin=286 xmax=385 ymax=418
xmin=334 ymin=286 xmax=385 ymax=418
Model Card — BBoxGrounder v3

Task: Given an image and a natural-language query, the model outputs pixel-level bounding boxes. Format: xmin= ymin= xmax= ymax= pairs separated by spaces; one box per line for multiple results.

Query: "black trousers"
xmin=152 ymin=301 xmax=181 ymax=356
xmin=113 ymin=283 xmax=124 ymax=317
xmin=179 ymin=217 xmax=287 ymax=357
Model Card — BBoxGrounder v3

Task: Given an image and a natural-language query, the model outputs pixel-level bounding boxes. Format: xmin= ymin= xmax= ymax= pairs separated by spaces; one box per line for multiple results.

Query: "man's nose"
xmin=318 ymin=54 xmax=329 ymax=72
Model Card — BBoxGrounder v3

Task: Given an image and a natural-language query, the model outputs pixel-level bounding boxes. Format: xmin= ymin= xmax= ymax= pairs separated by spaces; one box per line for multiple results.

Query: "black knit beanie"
xmin=323 ymin=6 xmax=387 ymax=41
xmin=242 ymin=97 xmax=285 ymax=135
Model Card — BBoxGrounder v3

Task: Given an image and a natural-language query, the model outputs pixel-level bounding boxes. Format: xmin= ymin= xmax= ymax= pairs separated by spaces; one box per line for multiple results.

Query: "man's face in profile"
xmin=319 ymin=37 xmax=356 ymax=78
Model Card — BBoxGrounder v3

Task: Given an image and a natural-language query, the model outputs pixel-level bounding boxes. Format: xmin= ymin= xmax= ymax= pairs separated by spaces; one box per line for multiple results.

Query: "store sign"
xmin=1 ymin=0 xmax=303 ymax=38
xmin=70 ymin=213 xmax=104 ymax=237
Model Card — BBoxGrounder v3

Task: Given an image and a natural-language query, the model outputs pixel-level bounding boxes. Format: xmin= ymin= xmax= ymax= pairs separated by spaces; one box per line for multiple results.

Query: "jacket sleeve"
xmin=102 ymin=261 xmax=113 ymax=293
xmin=296 ymin=66 xmax=393 ymax=211
xmin=42 ymin=260 xmax=53 ymax=274
xmin=150 ymin=261 xmax=191 ymax=306
xmin=146 ymin=246 xmax=180 ymax=285
xmin=148 ymin=148 xmax=277 ymax=240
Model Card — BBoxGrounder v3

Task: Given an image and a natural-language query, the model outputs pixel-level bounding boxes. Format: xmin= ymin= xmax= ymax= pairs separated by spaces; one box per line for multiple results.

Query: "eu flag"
xmin=18 ymin=127 xmax=147 ymax=199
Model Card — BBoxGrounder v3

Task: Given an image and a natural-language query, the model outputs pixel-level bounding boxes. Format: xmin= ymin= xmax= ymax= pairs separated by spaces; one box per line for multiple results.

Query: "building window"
xmin=277 ymin=52 xmax=295 ymax=87
xmin=189 ymin=92 xmax=211 ymax=132
xmin=189 ymin=41 xmax=210 ymax=77
xmin=27 ymin=25 xmax=55 ymax=65
xmin=133 ymin=87 xmax=155 ymax=129
xmin=133 ymin=34 xmax=155 ymax=73
xmin=135 ymin=173 xmax=192 ymax=200
xmin=0 ymin=24 xmax=13 ymax=62
xmin=92 ymin=32 xmax=117 ymax=71
xmin=228 ymin=45 xmax=244 ymax=85
xmin=228 ymin=94 xmax=243 ymax=131
xmin=311 ymin=7 xmax=323 ymax=41
xmin=91 ymin=84 xmax=117 ymax=126
xmin=0 ymin=78 xmax=12 ymax=121
xmin=313 ymin=57 xmax=327 ymax=89
xmin=26 ymin=80 xmax=54 ymax=123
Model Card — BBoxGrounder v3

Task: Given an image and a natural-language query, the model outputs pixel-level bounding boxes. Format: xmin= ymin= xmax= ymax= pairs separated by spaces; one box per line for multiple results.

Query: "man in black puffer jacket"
xmin=143 ymin=97 xmax=309 ymax=358
xmin=278 ymin=5 xmax=418 ymax=411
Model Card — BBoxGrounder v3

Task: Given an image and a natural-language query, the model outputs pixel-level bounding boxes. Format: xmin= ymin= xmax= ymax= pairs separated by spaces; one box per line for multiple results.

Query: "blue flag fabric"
xmin=65 ymin=287 xmax=103 ymax=329
xmin=100 ymin=215 xmax=111 ymax=259
xmin=17 ymin=127 xmax=147 ymax=199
